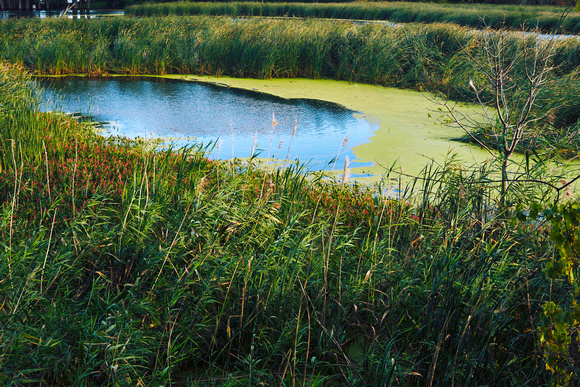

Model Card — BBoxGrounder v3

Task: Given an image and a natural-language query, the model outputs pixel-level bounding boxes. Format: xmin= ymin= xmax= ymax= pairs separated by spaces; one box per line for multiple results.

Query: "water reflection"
xmin=39 ymin=77 xmax=377 ymax=169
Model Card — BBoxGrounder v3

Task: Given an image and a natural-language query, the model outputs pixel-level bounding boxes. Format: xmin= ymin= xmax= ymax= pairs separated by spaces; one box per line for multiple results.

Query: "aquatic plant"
xmin=126 ymin=1 xmax=580 ymax=35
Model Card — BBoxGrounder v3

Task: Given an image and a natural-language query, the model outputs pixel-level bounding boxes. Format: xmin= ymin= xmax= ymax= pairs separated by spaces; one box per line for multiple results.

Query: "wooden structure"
xmin=1 ymin=0 xmax=49 ymax=11
xmin=0 ymin=0 xmax=90 ymax=12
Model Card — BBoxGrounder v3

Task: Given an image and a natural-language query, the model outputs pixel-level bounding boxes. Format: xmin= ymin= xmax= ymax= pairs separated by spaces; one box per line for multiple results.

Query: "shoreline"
xmin=38 ymin=73 xmax=494 ymax=184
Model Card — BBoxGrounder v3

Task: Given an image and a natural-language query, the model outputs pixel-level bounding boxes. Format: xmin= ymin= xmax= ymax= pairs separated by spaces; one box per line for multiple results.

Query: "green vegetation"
xmin=1 ymin=16 xmax=579 ymax=156
xmin=2 ymin=12 xmax=580 ymax=382
xmin=2 ymin=54 xmax=576 ymax=384
xmin=530 ymin=200 xmax=580 ymax=385
xmin=125 ymin=1 xmax=580 ymax=35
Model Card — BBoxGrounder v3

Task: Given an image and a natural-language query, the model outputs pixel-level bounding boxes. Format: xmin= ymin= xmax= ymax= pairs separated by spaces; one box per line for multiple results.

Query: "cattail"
xmin=217 ymin=138 xmax=223 ymax=160
xmin=231 ymin=121 xmax=235 ymax=160
xmin=284 ymin=120 xmax=298 ymax=166
xmin=250 ymin=131 xmax=258 ymax=158
xmin=196 ymin=176 xmax=207 ymax=194
xmin=342 ymin=155 xmax=350 ymax=186
xmin=332 ymin=133 xmax=350 ymax=171
xmin=469 ymin=79 xmax=477 ymax=92
xmin=266 ymin=113 xmax=277 ymax=162
xmin=341 ymin=133 xmax=350 ymax=150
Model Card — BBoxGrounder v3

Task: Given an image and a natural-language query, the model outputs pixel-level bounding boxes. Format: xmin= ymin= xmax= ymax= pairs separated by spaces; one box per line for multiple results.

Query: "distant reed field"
xmin=126 ymin=1 xmax=580 ymax=35
xmin=0 ymin=16 xmax=579 ymax=85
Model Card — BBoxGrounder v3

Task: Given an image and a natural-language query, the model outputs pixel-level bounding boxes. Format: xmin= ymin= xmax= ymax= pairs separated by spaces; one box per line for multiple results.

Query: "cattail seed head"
xmin=342 ymin=155 xmax=350 ymax=186
xmin=250 ymin=131 xmax=258 ymax=157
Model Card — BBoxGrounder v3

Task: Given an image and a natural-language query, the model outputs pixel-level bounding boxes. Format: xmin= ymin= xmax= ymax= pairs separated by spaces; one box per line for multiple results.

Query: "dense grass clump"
xmin=0 ymin=59 xmax=570 ymax=384
xmin=126 ymin=1 xmax=580 ymax=35
xmin=1 ymin=17 xmax=579 ymax=88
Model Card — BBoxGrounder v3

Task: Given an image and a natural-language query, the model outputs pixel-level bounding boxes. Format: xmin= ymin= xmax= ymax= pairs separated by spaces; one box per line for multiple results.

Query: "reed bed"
xmin=0 ymin=60 xmax=567 ymax=384
xmin=1 ymin=16 xmax=579 ymax=154
xmin=125 ymin=1 xmax=580 ymax=35
xmin=1 ymin=17 xmax=579 ymax=87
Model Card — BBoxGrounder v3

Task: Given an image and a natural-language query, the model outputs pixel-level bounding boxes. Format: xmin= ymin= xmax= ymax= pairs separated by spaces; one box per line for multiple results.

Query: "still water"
xmin=39 ymin=77 xmax=377 ymax=169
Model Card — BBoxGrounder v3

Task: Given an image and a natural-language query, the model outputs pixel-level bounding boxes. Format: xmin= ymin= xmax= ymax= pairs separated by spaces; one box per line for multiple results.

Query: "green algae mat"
xmin=168 ymin=75 xmax=494 ymax=182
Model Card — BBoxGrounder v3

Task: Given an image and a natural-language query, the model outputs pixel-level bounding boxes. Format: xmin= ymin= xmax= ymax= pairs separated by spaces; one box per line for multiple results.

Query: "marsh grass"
xmin=126 ymin=2 xmax=580 ymax=35
xmin=2 ymin=16 xmax=578 ymax=152
xmin=2 ymin=16 xmax=580 ymax=83
xmin=0 ymin=60 xmax=566 ymax=385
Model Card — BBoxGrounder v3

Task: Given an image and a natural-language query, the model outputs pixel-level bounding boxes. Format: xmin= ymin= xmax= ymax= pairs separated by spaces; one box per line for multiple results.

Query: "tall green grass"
xmin=0 ymin=60 xmax=567 ymax=384
xmin=1 ymin=17 xmax=579 ymax=86
xmin=126 ymin=1 xmax=580 ymax=35
xmin=1 ymin=16 xmax=579 ymax=154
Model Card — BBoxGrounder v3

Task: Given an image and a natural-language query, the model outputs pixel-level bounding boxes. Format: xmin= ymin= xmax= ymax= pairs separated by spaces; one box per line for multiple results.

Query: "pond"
xmin=39 ymin=77 xmax=377 ymax=170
